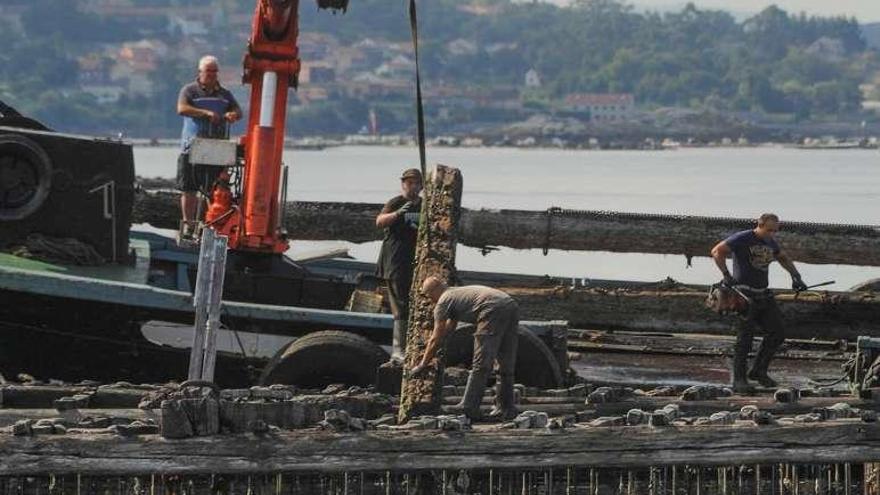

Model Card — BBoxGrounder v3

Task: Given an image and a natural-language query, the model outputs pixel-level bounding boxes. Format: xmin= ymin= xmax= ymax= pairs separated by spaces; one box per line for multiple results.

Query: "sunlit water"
xmin=135 ymin=145 xmax=880 ymax=291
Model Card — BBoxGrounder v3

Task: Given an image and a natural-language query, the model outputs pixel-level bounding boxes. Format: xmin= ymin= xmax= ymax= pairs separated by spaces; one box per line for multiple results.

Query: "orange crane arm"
xmin=207 ymin=0 xmax=347 ymax=253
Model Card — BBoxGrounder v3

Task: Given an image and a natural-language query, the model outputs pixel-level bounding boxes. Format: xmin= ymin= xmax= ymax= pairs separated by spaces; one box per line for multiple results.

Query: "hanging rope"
xmin=408 ymin=0 xmax=427 ymax=181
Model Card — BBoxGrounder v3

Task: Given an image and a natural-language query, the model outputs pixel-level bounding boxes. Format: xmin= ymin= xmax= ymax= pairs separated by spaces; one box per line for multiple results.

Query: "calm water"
xmin=135 ymin=145 xmax=880 ymax=290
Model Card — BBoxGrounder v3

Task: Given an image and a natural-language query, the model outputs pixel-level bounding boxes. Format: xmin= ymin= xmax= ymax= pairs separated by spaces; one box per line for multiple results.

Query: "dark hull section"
xmin=0 ymin=290 xmax=260 ymax=387
xmin=0 ymin=126 xmax=134 ymax=262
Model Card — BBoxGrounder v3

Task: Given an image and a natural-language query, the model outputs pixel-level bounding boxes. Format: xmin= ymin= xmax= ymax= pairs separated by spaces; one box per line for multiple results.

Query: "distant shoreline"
xmin=127 ymin=136 xmax=880 ymax=152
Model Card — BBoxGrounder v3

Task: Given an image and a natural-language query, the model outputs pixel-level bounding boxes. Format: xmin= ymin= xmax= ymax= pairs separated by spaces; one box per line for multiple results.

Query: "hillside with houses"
xmin=0 ymin=0 xmax=879 ymax=143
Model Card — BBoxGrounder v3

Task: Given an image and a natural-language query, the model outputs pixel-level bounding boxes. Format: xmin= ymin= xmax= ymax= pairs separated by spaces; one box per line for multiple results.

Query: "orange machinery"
xmin=205 ymin=0 xmax=347 ymax=254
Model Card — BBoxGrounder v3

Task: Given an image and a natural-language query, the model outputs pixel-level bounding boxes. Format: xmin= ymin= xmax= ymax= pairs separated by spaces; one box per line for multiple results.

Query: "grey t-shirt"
xmin=433 ymin=286 xmax=514 ymax=324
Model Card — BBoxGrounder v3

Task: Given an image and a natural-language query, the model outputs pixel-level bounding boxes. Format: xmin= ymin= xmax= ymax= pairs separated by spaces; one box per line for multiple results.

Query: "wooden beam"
xmin=133 ymin=186 xmax=880 ymax=267
xmin=3 ymin=422 xmax=880 ymax=474
xmin=506 ymin=286 xmax=880 ymax=341
xmin=399 ymin=165 xmax=463 ymax=421
xmin=0 ymin=409 xmax=155 ymax=428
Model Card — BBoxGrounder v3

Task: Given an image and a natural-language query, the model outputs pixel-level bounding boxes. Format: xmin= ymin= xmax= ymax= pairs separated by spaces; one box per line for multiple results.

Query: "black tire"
xmin=259 ymin=330 xmax=390 ymax=388
xmin=444 ymin=324 xmax=564 ymax=388
xmin=0 ymin=134 xmax=53 ymax=221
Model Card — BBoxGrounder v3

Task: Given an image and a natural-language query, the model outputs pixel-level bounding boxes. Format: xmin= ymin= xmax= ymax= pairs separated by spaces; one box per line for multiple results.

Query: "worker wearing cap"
xmin=375 ymin=168 xmax=423 ymax=362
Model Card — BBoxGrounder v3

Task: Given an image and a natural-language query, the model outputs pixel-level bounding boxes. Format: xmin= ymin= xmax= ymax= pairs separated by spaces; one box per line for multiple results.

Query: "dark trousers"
xmin=734 ymin=293 xmax=786 ymax=373
xmin=386 ymin=274 xmax=411 ymax=322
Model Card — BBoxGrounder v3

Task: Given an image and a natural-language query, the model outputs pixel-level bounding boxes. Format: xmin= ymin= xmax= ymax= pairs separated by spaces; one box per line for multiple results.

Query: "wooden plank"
xmin=3 ymin=422 xmax=880 ymax=474
xmin=133 ymin=188 xmax=880 ymax=267
xmin=0 ymin=409 xmax=156 ymax=428
xmin=399 ymin=165 xmax=463 ymax=421
xmin=0 ymin=386 xmax=150 ymax=409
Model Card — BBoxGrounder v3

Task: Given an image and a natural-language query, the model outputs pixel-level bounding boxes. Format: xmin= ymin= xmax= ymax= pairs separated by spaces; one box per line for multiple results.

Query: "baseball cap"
xmin=400 ymin=168 xmax=422 ymax=181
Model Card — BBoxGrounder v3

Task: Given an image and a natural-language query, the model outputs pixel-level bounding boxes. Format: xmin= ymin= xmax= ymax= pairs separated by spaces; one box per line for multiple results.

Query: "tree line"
xmin=0 ymin=0 xmax=876 ymax=135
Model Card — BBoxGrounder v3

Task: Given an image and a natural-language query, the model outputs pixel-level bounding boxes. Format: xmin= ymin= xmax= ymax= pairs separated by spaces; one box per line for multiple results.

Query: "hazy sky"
xmin=544 ymin=1 xmax=880 ymax=23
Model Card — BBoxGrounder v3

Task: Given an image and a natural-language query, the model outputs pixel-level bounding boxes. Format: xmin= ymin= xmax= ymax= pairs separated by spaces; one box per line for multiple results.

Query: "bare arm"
xmin=376 ymin=209 xmax=402 ymax=229
xmin=177 ymin=99 xmax=220 ymax=123
xmin=776 ymin=251 xmax=801 ymax=280
xmin=710 ymin=241 xmax=732 ymax=278
xmin=413 ymin=318 xmax=457 ymax=370
xmin=224 ymin=104 xmax=242 ymax=123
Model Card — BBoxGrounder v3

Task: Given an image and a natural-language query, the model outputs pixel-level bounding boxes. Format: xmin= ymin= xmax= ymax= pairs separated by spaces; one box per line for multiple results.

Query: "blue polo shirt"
xmin=178 ymin=80 xmax=240 ymax=152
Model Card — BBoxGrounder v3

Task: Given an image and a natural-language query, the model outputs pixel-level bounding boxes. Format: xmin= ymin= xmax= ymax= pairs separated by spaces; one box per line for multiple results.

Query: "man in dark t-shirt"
xmin=711 ymin=213 xmax=808 ymax=392
xmin=375 ymin=168 xmax=423 ymax=362
xmin=176 ymin=55 xmax=242 ymax=238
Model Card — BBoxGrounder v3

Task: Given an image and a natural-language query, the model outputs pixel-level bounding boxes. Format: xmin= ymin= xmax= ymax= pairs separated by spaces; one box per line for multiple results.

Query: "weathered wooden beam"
xmin=399 ymin=165 xmax=463 ymax=421
xmin=507 ymin=286 xmax=880 ymax=341
xmin=133 ymin=185 xmax=880 ymax=266
xmin=459 ymin=208 xmax=880 ymax=267
xmin=0 ymin=385 xmax=150 ymax=409
xmin=0 ymin=409 xmax=155 ymax=428
xmin=568 ymin=330 xmax=850 ymax=360
xmin=3 ymin=421 xmax=880 ymax=474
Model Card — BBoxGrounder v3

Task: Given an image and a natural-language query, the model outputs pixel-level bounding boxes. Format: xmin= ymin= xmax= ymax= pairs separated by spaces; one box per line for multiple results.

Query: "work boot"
xmin=487 ymin=374 xmax=517 ymax=421
xmin=452 ymin=369 xmax=490 ymax=421
xmin=731 ymin=331 xmax=755 ymax=394
xmin=748 ymin=338 xmax=782 ymax=388
xmin=390 ymin=320 xmax=407 ymax=363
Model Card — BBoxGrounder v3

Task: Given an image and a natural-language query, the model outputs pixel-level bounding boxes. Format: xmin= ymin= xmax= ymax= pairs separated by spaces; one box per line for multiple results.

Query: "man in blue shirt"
xmin=710 ymin=213 xmax=807 ymax=393
xmin=176 ymin=55 xmax=242 ymax=234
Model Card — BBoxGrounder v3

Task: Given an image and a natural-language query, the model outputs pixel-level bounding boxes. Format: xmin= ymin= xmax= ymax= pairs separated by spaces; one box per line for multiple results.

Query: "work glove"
xmin=792 ymin=275 xmax=808 ymax=292
xmin=394 ymin=201 xmax=414 ymax=222
xmin=721 ymin=274 xmax=736 ymax=288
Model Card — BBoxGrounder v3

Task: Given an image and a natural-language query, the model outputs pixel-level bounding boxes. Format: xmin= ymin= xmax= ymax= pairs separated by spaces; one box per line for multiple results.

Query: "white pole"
xmin=187 ymin=228 xmax=215 ymax=380
xmin=259 ymin=72 xmax=277 ymax=127
xmin=201 ymin=234 xmax=228 ymax=382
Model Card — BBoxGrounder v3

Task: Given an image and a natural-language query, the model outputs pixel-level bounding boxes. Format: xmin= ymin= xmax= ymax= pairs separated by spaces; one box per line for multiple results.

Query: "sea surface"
xmin=135 ymin=145 xmax=880 ymax=292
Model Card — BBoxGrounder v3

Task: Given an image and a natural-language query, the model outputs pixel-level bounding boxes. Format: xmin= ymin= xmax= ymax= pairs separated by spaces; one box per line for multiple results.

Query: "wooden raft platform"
xmin=2 ymin=421 xmax=880 ymax=475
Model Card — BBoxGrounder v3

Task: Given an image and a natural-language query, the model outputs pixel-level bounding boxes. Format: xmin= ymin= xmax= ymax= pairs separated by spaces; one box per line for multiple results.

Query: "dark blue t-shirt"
xmin=724 ymin=229 xmax=780 ymax=289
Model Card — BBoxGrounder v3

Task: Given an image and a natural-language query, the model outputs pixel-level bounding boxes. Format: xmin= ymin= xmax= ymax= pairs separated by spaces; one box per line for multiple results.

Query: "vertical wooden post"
xmin=398 ymin=164 xmax=463 ymax=422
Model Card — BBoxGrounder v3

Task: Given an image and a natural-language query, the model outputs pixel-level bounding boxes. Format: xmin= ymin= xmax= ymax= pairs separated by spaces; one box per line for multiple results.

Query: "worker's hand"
xmin=792 ymin=275 xmax=808 ymax=292
xmin=224 ymin=112 xmax=239 ymax=123
xmin=721 ymin=274 xmax=736 ymax=288
xmin=394 ymin=201 xmax=414 ymax=218
xmin=204 ymin=110 xmax=221 ymax=124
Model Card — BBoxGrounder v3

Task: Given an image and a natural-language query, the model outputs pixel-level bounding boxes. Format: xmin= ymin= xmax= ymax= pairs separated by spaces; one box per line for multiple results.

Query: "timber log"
xmin=133 ymin=185 xmax=880 ymax=266
xmin=505 ymin=285 xmax=880 ymax=341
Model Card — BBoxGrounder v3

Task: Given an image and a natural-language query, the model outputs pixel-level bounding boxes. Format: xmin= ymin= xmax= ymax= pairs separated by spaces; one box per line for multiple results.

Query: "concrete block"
xmin=708 ymin=411 xmax=737 ymax=425
xmin=774 ymin=388 xmax=799 ymax=403
xmin=533 ymin=412 xmax=549 ymax=428
xmin=12 ymin=420 xmax=33 ymax=436
xmin=31 ymin=425 xmax=55 ymax=435
xmin=160 ymin=400 xmax=194 ymax=439
xmin=649 ymin=412 xmax=670 ymax=427
xmin=375 ymin=361 xmax=403 ymax=396
xmin=739 ymin=405 xmax=759 ymax=420
xmin=626 ymin=409 xmax=647 ymax=426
